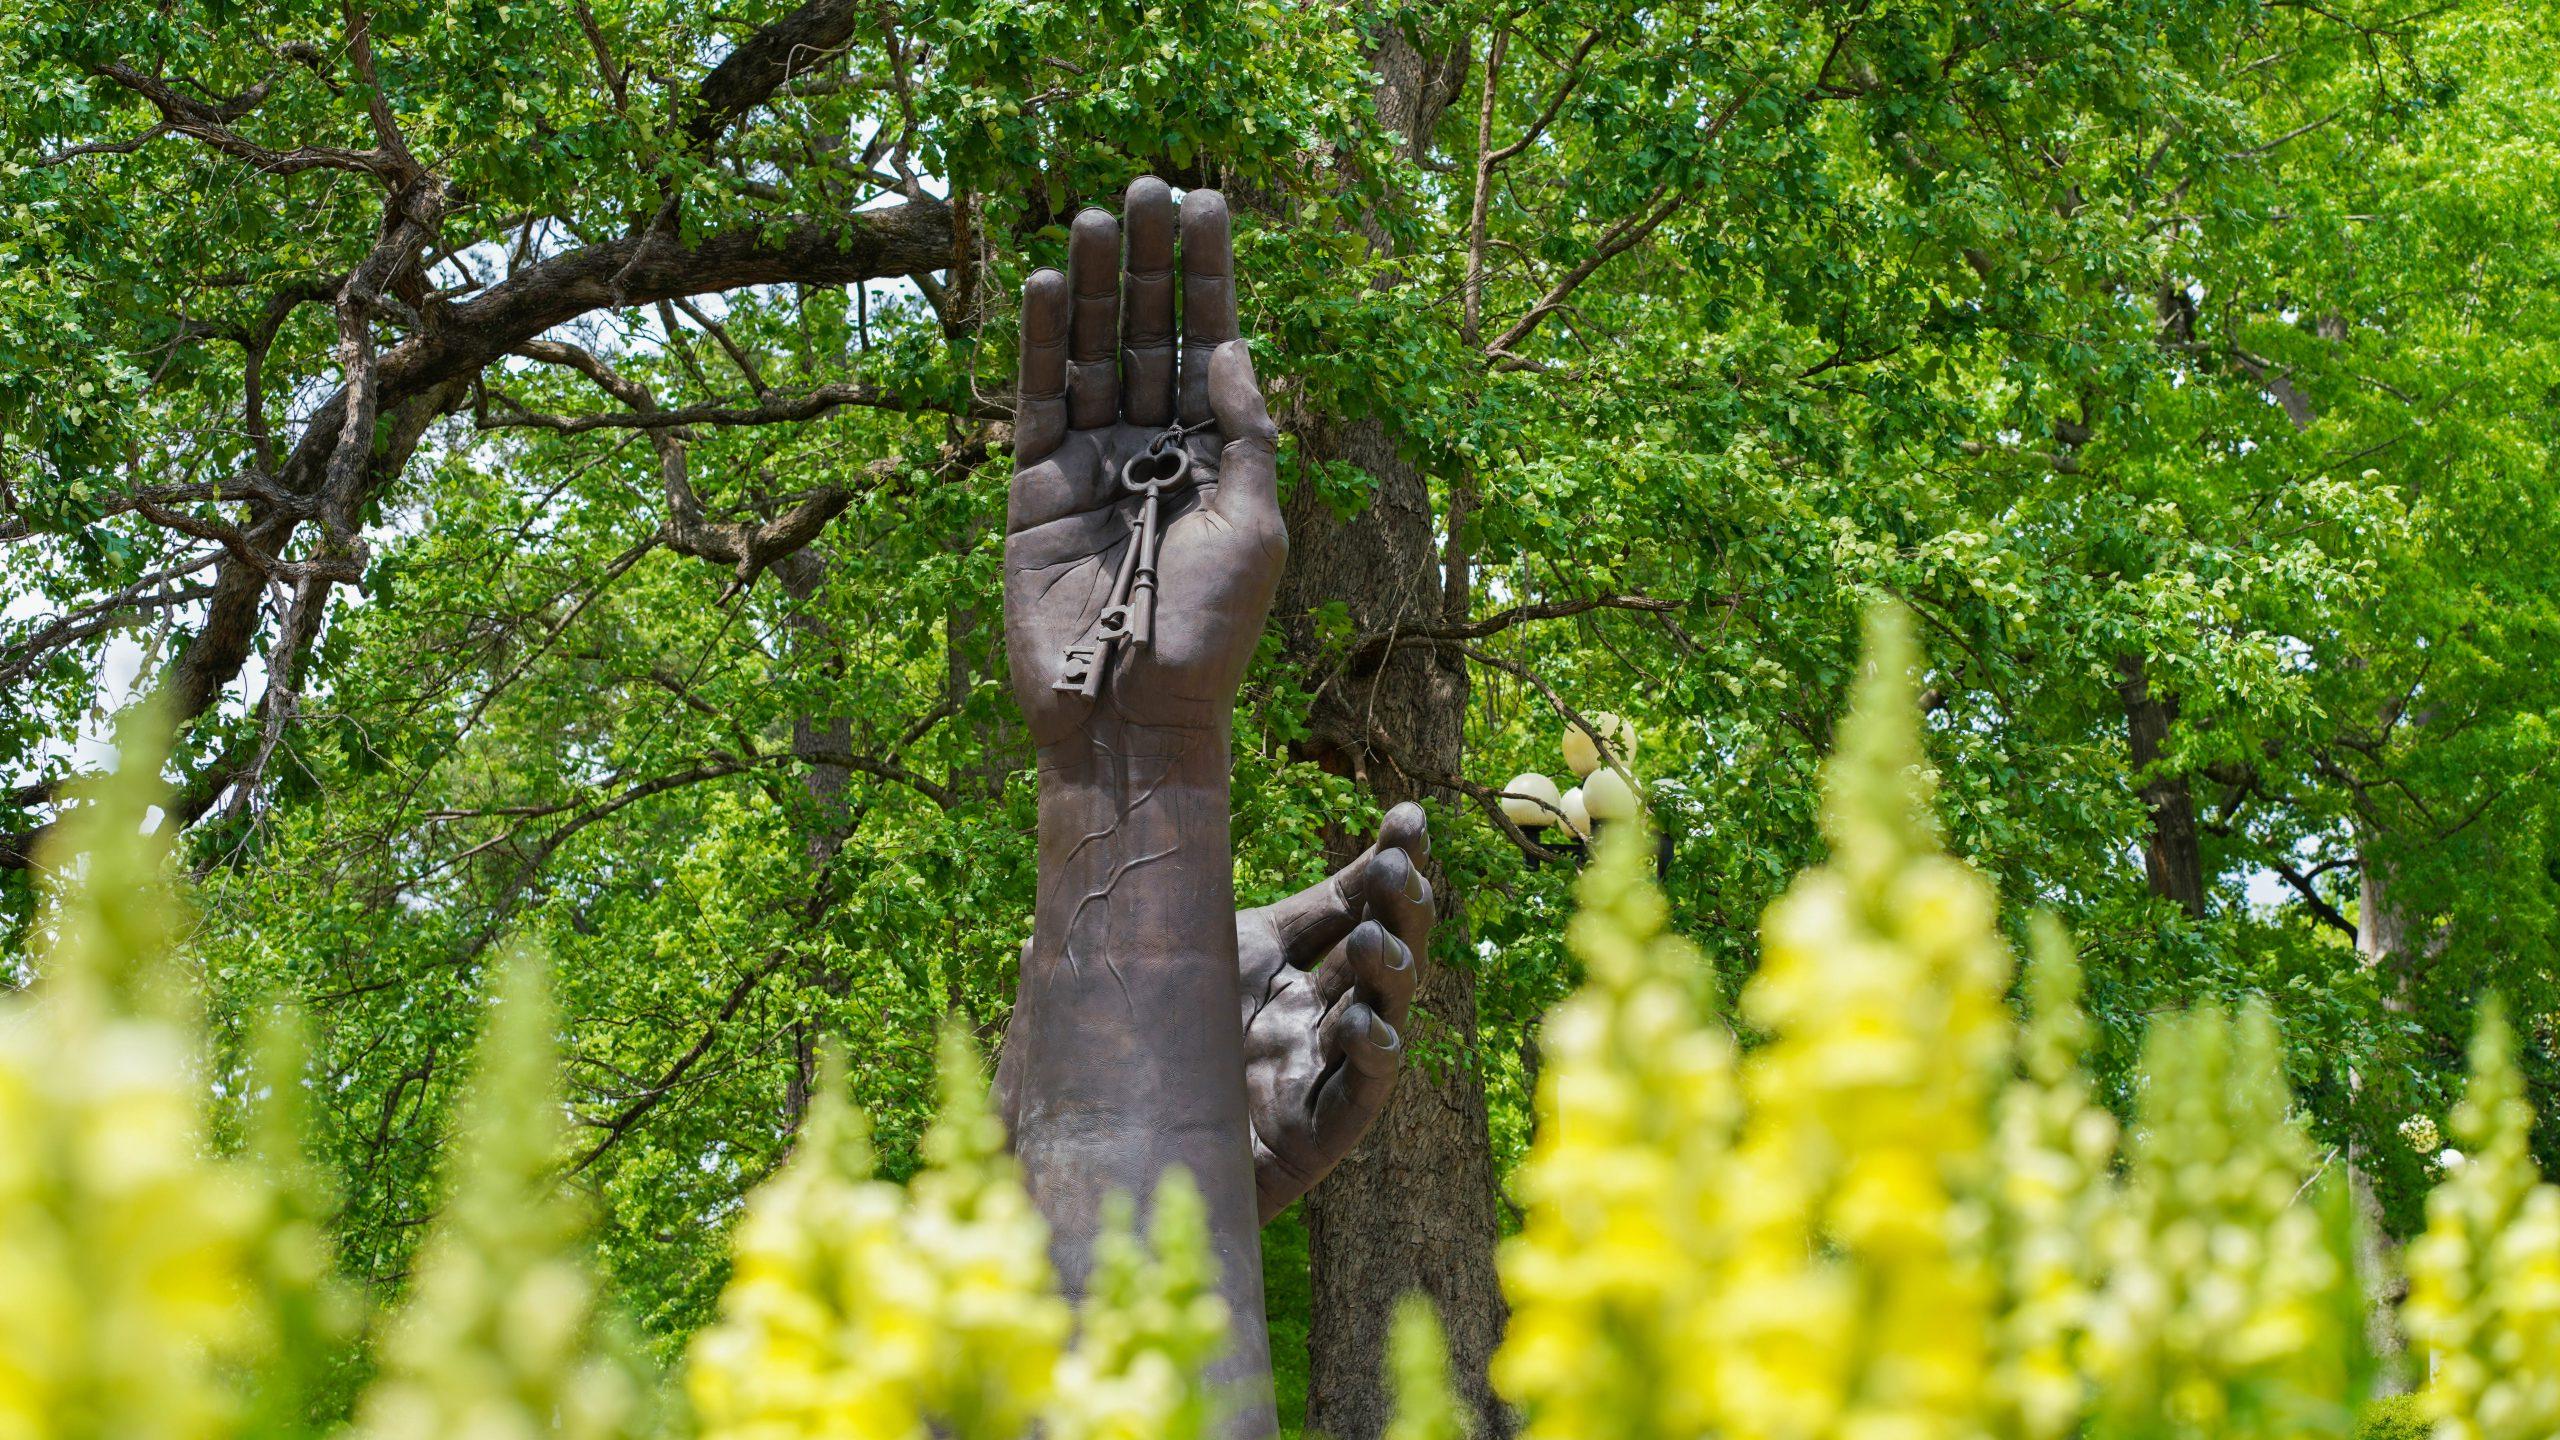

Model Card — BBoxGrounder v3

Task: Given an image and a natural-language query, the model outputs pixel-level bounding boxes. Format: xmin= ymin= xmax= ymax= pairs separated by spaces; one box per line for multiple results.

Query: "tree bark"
xmin=1279 ymin=416 xmax=1509 ymax=1439
xmin=2353 ymin=826 xmax=2440 ymax=1387
xmin=2116 ymin=653 xmax=2208 ymax=918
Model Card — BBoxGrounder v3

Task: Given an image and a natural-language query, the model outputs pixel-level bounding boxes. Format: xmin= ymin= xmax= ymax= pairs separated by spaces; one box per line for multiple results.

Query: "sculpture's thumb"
xmin=1206 ymin=339 xmax=1282 ymax=538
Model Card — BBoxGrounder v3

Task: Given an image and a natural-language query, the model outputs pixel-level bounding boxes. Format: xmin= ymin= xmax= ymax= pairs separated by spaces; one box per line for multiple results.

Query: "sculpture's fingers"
xmin=1261 ymin=803 xmax=1427 ymax=968
xmin=1311 ymin=918 xmax=1416 ymax=1030
xmin=1014 ymin=268 xmax=1070 ymax=467
xmin=1372 ymin=833 xmax=1435 ymax=999
xmin=1204 ymin=341 xmax=1283 ymax=549
xmin=1121 ymin=176 xmax=1177 ymax=426
xmin=1178 ymin=188 xmax=1238 ymax=427
xmin=1263 ymin=844 xmax=1376 ymax=969
xmin=1374 ymin=800 xmax=1429 ymax=862
xmin=1321 ymin=993 xmax=1400 ymax=1076
xmin=1310 ymin=997 xmax=1400 ymax=1156
xmin=1067 ymin=207 xmax=1121 ymax=430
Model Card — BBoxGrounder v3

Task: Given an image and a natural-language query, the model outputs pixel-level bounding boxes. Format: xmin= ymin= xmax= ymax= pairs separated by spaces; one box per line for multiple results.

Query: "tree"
xmin=6 ymin=0 xmax=2555 ymax=1432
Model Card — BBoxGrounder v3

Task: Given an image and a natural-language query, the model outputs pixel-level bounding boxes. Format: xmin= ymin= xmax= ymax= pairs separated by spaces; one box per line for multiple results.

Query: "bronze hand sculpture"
xmin=995 ymin=177 xmax=1430 ymax=1434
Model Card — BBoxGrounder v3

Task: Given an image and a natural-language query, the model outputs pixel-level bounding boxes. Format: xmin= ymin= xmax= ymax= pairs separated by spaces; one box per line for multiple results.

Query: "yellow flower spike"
xmin=1722 ymin=605 xmax=2011 ymax=1440
xmin=2085 ymin=1002 xmax=2369 ymax=1440
xmin=347 ymin=949 xmax=654 ymax=1440
xmin=2405 ymin=1000 xmax=2560 ymax=1440
xmin=687 ymin=1027 xmax=1078 ymax=1440
xmin=1990 ymin=916 xmax=2119 ymax=1440
xmin=1385 ymin=1294 xmax=1472 ymax=1440
xmin=1817 ymin=604 xmax=1945 ymax=886
xmin=909 ymin=1022 xmax=1075 ymax=1440
xmin=0 ymin=700 xmax=275 ymax=1440
xmin=1050 ymin=1172 xmax=1228 ymax=1440
xmin=1496 ymin=812 xmax=1739 ymax=1440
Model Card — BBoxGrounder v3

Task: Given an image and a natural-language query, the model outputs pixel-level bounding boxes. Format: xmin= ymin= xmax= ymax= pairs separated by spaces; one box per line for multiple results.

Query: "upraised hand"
xmin=1003 ymin=177 xmax=1286 ymax=751
xmin=995 ymin=180 xmax=1347 ymax=1433
xmin=1234 ymin=803 xmax=1431 ymax=1220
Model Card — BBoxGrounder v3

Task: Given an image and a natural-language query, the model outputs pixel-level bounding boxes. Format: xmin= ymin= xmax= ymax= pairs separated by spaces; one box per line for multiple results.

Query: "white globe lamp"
xmin=1561 ymin=712 xmax=1637 ymax=777
xmin=1558 ymin=786 xmax=1591 ymax=838
xmin=1499 ymin=771 xmax=1563 ymax=829
xmin=1582 ymin=764 xmax=1642 ymax=822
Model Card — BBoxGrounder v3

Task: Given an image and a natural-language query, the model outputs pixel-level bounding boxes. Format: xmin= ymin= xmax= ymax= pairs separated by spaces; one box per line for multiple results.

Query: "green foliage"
xmin=2354 ymin=1394 xmax=2428 ymax=1440
xmin=2 ymin=0 xmax=2558 ymax=1397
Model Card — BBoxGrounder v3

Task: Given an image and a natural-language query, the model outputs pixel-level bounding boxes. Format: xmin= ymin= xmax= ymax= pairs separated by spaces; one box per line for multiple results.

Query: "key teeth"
xmin=1054 ymin=643 xmax=1105 ymax=697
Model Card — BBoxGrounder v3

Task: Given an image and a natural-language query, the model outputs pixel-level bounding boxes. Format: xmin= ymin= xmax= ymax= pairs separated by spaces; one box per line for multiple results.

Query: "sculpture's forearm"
xmin=1019 ymin=717 xmax=1243 ymax=1124
xmin=1008 ymin=714 xmax=1276 ymax=1432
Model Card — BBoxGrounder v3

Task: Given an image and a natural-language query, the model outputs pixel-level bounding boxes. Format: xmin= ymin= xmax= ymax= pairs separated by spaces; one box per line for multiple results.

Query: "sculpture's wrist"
xmin=1028 ymin=714 xmax=1236 ymax=952
xmin=1016 ymin=711 xmax=1241 ymax=1094
xmin=1033 ymin=712 xmax=1231 ymax=796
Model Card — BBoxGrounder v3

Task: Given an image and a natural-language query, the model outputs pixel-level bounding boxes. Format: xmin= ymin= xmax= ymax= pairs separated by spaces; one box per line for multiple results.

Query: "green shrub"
xmin=2356 ymin=1393 xmax=2429 ymax=1440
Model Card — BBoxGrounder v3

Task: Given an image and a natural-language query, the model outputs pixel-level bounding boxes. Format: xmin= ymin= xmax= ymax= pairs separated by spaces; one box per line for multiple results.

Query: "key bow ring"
xmin=1121 ymin=439 xmax=1194 ymax=494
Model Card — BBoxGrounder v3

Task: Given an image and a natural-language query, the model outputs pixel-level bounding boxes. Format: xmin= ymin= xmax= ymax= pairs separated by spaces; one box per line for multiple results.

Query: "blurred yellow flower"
xmin=0 ymin=708 xmax=289 ymax=1440
xmin=2405 ymin=1001 xmax=2560 ymax=1440
xmin=1988 ymin=917 xmax=2119 ymax=1440
xmin=687 ymin=1028 xmax=1069 ymax=1440
xmin=1047 ymin=1175 xmax=1229 ymax=1440
xmin=2080 ymin=1002 xmax=2368 ymax=1439
xmin=687 ymin=1023 xmax=1223 ymax=1440
xmin=1385 ymin=1295 xmax=1472 ymax=1440
xmin=345 ymin=951 xmax=653 ymax=1440
xmin=1494 ymin=796 xmax=1737 ymax=1440
xmin=1719 ymin=607 xmax=2011 ymax=1440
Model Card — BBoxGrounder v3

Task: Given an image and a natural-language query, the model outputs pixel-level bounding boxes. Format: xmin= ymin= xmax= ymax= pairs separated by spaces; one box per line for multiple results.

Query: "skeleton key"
xmin=1051 ymin=426 xmax=1199 ymax=698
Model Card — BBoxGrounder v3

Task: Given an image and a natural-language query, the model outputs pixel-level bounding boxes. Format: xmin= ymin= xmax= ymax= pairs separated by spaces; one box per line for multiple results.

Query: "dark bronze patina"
xmin=995 ymin=177 xmax=1431 ymax=1436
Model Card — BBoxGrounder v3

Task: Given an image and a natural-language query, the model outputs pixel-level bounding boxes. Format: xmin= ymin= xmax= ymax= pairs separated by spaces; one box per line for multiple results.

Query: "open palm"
xmin=1002 ymin=178 xmax=1287 ymax=748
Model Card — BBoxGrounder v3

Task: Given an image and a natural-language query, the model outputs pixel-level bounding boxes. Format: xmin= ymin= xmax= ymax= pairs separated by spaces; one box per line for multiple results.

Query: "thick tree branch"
xmin=485 ymin=380 xmax=990 ymax=432
xmin=687 ymin=0 xmax=872 ymax=147
xmin=2270 ymin=859 xmax=2359 ymax=937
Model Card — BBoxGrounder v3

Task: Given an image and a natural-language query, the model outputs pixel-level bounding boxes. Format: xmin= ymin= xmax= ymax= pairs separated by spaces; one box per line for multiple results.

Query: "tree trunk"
xmin=2116 ymin=653 xmax=2208 ymax=917
xmin=1278 ymin=416 xmax=1510 ymax=1439
xmin=2353 ymin=829 xmax=2441 ymax=1388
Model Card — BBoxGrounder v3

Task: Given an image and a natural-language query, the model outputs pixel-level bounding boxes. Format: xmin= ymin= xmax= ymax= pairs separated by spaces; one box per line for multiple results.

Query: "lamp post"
xmin=1496 ymin=713 xmax=1671 ymax=877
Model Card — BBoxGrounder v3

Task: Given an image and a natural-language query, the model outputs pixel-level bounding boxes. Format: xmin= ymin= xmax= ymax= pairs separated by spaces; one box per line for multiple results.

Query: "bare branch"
xmin=1352 ymin=594 xmax=1680 ymax=663
xmin=35 ymin=124 xmax=169 ymax=166
xmin=1484 ymin=28 xmax=1603 ymax=168
xmin=91 ymin=62 xmax=412 ymax=180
